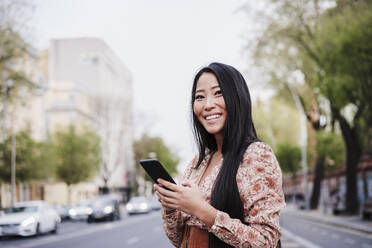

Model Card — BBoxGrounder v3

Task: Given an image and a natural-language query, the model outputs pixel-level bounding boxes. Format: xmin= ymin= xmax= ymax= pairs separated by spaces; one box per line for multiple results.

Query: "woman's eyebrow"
xmin=195 ymin=85 xmax=220 ymax=93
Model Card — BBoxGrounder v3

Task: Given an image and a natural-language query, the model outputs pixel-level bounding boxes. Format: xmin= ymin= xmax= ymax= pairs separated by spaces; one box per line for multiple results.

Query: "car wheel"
xmin=35 ymin=223 xmax=41 ymax=236
xmin=51 ymin=221 xmax=58 ymax=234
xmin=362 ymin=212 xmax=370 ymax=220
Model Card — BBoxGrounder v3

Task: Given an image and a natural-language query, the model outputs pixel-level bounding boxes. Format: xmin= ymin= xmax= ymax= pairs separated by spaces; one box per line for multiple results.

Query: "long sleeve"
xmin=161 ymin=156 xmax=198 ymax=247
xmin=162 ymin=208 xmax=185 ymax=247
xmin=208 ymin=142 xmax=286 ymax=248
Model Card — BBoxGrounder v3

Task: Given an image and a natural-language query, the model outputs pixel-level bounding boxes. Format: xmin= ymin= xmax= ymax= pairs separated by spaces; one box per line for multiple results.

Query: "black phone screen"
xmin=139 ymin=159 xmax=176 ymax=185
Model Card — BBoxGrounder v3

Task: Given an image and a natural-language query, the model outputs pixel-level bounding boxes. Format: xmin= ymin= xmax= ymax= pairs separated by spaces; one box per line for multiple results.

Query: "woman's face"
xmin=193 ymin=72 xmax=227 ymax=136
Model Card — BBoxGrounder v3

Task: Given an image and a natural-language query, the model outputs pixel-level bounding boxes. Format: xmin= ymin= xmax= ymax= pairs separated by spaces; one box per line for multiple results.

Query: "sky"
xmin=31 ymin=0 xmax=262 ymax=172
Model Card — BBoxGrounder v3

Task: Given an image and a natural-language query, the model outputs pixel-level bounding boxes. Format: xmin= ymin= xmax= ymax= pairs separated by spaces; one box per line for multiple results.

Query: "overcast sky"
xmin=32 ymin=0 xmax=262 ymax=171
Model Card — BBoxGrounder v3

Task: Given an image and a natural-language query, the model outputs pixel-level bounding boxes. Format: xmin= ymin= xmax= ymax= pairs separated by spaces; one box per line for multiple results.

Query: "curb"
xmin=283 ymin=209 xmax=372 ymax=234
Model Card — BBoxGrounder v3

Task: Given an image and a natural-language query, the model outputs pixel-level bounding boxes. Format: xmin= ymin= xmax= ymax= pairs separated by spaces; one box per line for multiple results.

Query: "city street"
xmin=1 ymin=207 xmax=371 ymax=248
xmin=281 ymin=210 xmax=372 ymax=248
xmin=0 ymin=211 xmax=172 ymax=248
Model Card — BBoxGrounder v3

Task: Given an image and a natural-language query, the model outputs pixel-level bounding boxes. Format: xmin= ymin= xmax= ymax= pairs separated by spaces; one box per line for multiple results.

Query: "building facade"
xmin=0 ymin=38 xmax=134 ymax=207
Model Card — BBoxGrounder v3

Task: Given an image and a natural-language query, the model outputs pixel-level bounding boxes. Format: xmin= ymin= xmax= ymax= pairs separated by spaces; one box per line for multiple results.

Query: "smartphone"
xmin=139 ymin=159 xmax=176 ymax=185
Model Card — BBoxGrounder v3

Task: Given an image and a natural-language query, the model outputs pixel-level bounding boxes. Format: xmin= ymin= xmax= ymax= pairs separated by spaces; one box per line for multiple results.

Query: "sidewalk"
xmin=282 ymin=204 xmax=372 ymax=234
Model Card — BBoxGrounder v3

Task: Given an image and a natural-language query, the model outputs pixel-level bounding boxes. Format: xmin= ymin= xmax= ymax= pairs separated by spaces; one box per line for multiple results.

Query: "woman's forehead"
xmin=196 ymin=72 xmax=220 ymax=89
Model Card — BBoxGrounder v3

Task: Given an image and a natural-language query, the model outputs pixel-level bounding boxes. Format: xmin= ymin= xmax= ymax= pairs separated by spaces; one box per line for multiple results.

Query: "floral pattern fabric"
xmin=162 ymin=142 xmax=286 ymax=248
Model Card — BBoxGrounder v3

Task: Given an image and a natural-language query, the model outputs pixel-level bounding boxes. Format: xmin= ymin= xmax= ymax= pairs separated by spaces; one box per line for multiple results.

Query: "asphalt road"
xmin=281 ymin=212 xmax=372 ymax=248
xmin=0 ymin=211 xmax=172 ymax=248
xmin=1 ymin=209 xmax=371 ymax=248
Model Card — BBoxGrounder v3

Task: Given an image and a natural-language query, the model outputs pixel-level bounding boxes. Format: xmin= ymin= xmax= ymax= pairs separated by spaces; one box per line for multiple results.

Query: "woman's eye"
xmin=215 ymin=90 xmax=222 ymax=96
xmin=195 ymin=95 xmax=204 ymax=100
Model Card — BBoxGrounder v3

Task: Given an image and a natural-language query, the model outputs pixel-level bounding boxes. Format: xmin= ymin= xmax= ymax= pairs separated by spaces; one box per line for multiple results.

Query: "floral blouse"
xmin=161 ymin=142 xmax=286 ymax=248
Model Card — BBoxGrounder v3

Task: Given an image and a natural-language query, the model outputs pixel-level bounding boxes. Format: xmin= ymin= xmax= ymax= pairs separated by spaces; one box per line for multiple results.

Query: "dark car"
xmin=87 ymin=195 xmax=121 ymax=223
xmin=362 ymin=197 xmax=372 ymax=220
xmin=294 ymin=193 xmax=306 ymax=210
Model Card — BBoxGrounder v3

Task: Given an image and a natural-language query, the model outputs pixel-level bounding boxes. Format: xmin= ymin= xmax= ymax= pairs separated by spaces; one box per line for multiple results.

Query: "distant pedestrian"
xmin=154 ymin=62 xmax=285 ymax=248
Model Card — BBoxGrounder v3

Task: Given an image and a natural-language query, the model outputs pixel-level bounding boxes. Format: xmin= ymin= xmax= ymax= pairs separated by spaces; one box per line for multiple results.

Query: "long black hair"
xmin=191 ymin=62 xmax=259 ymax=248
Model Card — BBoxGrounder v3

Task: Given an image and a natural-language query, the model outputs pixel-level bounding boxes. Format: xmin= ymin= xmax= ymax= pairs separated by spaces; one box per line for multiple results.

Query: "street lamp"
xmin=288 ymin=84 xmax=309 ymax=210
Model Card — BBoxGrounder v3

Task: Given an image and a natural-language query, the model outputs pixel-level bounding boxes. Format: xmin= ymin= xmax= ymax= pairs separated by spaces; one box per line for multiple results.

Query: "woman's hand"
xmin=154 ymin=179 xmax=204 ymax=216
xmin=154 ymin=179 xmax=218 ymax=227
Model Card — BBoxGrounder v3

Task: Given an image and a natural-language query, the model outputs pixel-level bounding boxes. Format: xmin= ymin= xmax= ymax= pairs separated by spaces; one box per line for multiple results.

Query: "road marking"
xmin=281 ymin=241 xmax=301 ymax=247
xmin=344 ymin=238 xmax=356 ymax=244
xmin=15 ymin=212 xmax=161 ymax=248
xmin=282 ymin=228 xmax=322 ymax=248
xmin=126 ymin=236 xmax=139 ymax=245
xmin=331 ymin=233 xmax=340 ymax=239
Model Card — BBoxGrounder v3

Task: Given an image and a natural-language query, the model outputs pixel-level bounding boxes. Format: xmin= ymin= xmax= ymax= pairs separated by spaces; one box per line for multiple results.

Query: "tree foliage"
xmin=315 ymin=130 xmax=345 ymax=173
xmin=0 ymin=128 xmax=53 ymax=182
xmin=52 ymin=125 xmax=101 ymax=186
xmin=134 ymin=134 xmax=179 ymax=183
xmin=0 ymin=0 xmax=36 ymax=104
xmin=254 ymin=97 xmax=300 ymax=148
xmin=246 ymin=0 xmax=372 ymax=214
xmin=276 ymin=142 xmax=302 ymax=178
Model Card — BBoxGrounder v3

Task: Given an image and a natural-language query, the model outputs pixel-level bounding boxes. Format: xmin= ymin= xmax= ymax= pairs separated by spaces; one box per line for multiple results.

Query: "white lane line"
xmin=344 ymin=238 xmax=356 ymax=245
xmin=17 ymin=212 xmax=161 ymax=248
xmin=331 ymin=233 xmax=340 ymax=239
xmin=126 ymin=236 xmax=139 ymax=245
xmin=282 ymin=228 xmax=322 ymax=248
xmin=281 ymin=241 xmax=301 ymax=247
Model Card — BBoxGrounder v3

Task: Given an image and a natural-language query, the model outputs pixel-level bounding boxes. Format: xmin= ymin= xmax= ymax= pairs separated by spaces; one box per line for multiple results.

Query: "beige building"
xmin=0 ymin=38 xmax=134 ymax=207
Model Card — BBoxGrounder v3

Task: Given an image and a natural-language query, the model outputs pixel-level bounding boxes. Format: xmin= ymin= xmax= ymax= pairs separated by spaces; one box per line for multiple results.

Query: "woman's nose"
xmin=204 ymin=97 xmax=215 ymax=110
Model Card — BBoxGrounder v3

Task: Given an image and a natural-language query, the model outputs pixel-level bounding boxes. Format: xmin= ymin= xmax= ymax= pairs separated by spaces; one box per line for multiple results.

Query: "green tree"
xmin=247 ymin=0 xmax=372 ymax=213
xmin=0 ymin=1 xmax=37 ymax=110
xmin=134 ymin=134 xmax=179 ymax=185
xmin=253 ymin=97 xmax=300 ymax=148
xmin=0 ymin=128 xmax=53 ymax=183
xmin=52 ymin=125 xmax=101 ymax=203
xmin=276 ymin=142 xmax=302 ymax=178
xmin=310 ymin=130 xmax=345 ymax=209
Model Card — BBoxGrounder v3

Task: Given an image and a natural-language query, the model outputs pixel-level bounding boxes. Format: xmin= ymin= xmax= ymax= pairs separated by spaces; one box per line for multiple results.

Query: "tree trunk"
xmin=67 ymin=184 xmax=72 ymax=204
xmin=310 ymin=156 xmax=325 ymax=209
xmin=336 ymin=113 xmax=361 ymax=215
xmin=362 ymin=168 xmax=368 ymax=200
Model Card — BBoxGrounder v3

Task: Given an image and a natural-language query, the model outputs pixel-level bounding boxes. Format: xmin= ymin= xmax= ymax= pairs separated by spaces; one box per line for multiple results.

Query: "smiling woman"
xmin=154 ymin=62 xmax=285 ymax=248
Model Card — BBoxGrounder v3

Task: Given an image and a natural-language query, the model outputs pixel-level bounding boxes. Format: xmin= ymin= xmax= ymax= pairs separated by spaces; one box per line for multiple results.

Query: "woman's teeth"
xmin=205 ymin=114 xmax=221 ymax=120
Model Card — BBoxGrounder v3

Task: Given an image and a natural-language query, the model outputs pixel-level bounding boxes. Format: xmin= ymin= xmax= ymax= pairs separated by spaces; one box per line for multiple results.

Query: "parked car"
xmin=150 ymin=194 xmax=161 ymax=211
xmin=52 ymin=204 xmax=70 ymax=221
xmin=68 ymin=201 xmax=91 ymax=221
xmin=0 ymin=201 xmax=60 ymax=237
xmin=331 ymin=191 xmax=346 ymax=215
xmin=362 ymin=197 xmax=372 ymax=220
xmin=126 ymin=196 xmax=151 ymax=215
xmin=294 ymin=193 xmax=306 ymax=210
xmin=87 ymin=195 xmax=121 ymax=222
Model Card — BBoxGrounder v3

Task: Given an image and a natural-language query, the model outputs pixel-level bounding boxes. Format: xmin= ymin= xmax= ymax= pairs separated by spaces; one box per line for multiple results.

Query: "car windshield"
xmin=92 ymin=199 xmax=112 ymax=207
xmin=5 ymin=206 xmax=38 ymax=213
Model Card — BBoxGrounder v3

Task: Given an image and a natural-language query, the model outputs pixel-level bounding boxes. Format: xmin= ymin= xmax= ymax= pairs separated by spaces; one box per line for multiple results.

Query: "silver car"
xmin=0 ymin=201 xmax=60 ymax=237
xmin=126 ymin=196 xmax=151 ymax=215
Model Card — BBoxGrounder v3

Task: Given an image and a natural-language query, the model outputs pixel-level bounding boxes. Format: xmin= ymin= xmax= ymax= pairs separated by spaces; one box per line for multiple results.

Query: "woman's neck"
xmin=215 ymin=133 xmax=224 ymax=154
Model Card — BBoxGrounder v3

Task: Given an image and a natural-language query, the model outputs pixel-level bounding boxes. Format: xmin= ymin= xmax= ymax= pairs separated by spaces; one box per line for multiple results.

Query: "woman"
xmin=154 ymin=62 xmax=285 ymax=248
